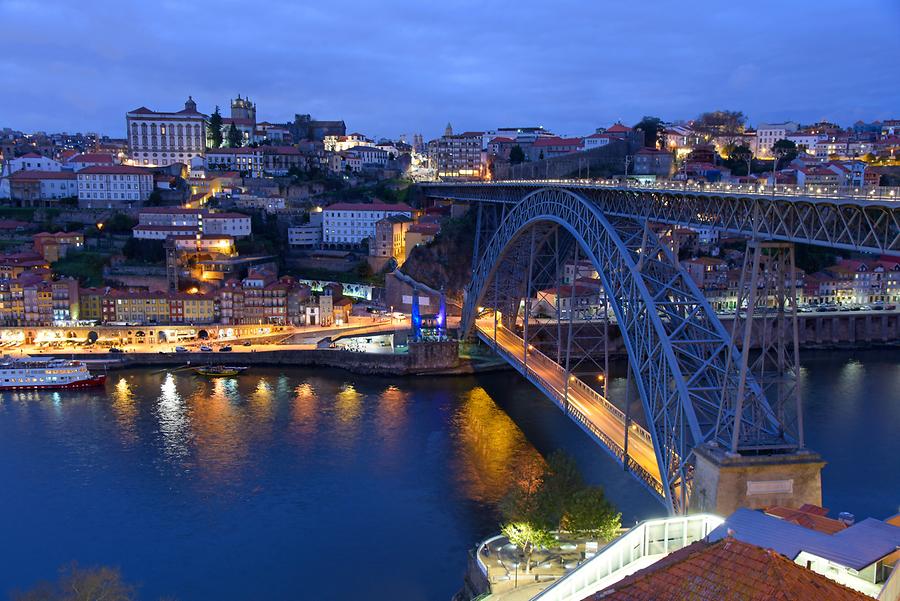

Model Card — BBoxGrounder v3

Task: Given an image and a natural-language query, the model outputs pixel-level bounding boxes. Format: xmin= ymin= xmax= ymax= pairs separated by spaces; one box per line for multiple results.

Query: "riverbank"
xmin=46 ymin=340 xmax=513 ymax=377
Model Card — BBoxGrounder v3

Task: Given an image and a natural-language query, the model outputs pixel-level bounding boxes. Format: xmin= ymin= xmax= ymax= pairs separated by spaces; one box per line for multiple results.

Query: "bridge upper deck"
xmin=423 ymin=179 xmax=900 ymax=255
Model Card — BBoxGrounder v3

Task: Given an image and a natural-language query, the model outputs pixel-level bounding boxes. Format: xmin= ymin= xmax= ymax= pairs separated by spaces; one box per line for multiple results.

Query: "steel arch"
xmin=463 ymin=188 xmax=784 ymax=513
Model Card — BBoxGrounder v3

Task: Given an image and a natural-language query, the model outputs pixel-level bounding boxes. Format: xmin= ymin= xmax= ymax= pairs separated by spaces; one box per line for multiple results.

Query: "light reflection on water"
xmin=451 ymin=386 xmax=546 ymax=504
xmin=3 ymin=352 xmax=896 ymax=600
xmin=156 ymin=372 xmax=190 ymax=461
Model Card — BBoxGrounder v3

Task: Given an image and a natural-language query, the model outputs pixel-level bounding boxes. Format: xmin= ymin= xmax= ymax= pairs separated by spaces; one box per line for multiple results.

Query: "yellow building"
xmin=113 ymin=292 xmax=170 ymax=324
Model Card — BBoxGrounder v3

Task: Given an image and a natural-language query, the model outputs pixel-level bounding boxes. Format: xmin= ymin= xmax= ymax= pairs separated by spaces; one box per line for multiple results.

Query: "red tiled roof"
xmin=206 ymin=212 xmax=250 ymax=219
xmin=325 ymin=201 xmax=413 ymax=212
xmin=67 ymin=152 xmax=116 ymax=164
xmin=139 ymin=207 xmax=202 ymax=215
xmin=607 ymin=123 xmax=632 ymax=133
xmin=488 ymin=137 xmax=515 ymax=144
xmin=765 ymin=506 xmax=848 ymax=535
xmin=78 ymin=165 xmax=150 ymax=175
xmin=407 ymin=223 xmax=440 ymax=235
xmin=18 ymin=152 xmax=43 ymax=159
xmin=534 ymin=136 xmax=584 ymax=148
xmin=132 ymin=225 xmax=198 ymax=232
xmin=586 ymin=537 xmax=872 ymax=601
xmin=9 ymin=170 xmax=75 ymax=180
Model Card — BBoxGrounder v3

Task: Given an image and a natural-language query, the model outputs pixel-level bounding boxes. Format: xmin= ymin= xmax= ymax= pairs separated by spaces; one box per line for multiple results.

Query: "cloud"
xmin=1 ymin=0 xmax=898 ymax=138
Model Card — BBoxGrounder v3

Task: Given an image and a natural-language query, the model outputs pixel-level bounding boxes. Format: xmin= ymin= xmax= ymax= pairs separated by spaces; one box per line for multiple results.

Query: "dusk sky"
xmin=2 ymin=0 xmax=898 ymax=140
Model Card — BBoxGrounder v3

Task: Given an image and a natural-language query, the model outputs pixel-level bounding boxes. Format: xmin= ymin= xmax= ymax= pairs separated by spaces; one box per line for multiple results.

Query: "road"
xmin=475 ymin=318 xmax=663 ymax=491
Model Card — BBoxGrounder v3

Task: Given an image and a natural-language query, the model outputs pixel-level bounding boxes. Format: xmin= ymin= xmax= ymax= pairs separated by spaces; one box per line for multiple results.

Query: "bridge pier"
xmin=692 ymin=443 xmax=825 ymax=516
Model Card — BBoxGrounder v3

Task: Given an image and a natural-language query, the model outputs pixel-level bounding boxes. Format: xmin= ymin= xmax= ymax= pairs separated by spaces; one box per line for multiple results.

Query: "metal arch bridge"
xmin=421 ymin=181 xmax=900 ymax=515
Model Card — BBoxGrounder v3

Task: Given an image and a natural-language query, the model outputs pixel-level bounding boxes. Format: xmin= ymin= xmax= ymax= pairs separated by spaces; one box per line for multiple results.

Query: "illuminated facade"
xmin=126 ymin=97 xmax=207 ymax=167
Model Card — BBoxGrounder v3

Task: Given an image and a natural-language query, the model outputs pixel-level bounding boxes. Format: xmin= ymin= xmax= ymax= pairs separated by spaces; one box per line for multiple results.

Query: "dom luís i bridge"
xmin=423 ymin=179 xmax=900 ymax=515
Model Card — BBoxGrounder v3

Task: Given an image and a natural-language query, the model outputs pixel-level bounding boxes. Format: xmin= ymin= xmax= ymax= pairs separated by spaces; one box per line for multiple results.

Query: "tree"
xmin=693 ymin=110 xmax=746 ymax=145
xmin=726 ymin=144 xmax=754 ymax=176
xmin=208 ymin=105 xmax=223 ymax=149
xmin=772 ymin=139 xmax=798 ymax=170
xmin=509 ymin=144 xmax=526 ymax=165
xmin=634 ymin=116 xmax=665 ymax=148
xmin=561 ymin=486 xmax=622 ymax=542
xmin=13 ymin=563 xmax=136 ymax=601
xmin=536 ymin=450 xmax=585 ymax=530
xmin=226 ymin=123 xmax=242 ymax=148
xmin=501 ymin=522 xmax=557 ymax=575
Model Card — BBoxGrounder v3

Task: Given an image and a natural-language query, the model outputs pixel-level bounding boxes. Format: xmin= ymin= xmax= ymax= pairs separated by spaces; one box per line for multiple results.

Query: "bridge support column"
xmin=692 ymin=443 xmax=824 ymax=516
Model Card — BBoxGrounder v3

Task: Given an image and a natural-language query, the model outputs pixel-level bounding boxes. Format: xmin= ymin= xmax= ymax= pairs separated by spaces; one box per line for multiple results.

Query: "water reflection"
xmin=291 ymin=382 xmax=318 ymax=443
xmin=334 ymin=383 xmax=362 ymax=431
xmin=187 ymin=378 xmax=246 ymax=482
xmin=375 ymin=385 xmax=409 ymax=449
xmin=156 ymin=373 xmax=190 ymax=460
xmin=451 ymin=386 xmax=545 ymax=504
xmin=111 ymin=376 xmax=138 ymax=444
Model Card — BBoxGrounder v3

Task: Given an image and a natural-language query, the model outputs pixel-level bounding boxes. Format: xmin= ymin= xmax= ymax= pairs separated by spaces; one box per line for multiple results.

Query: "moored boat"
xmin=0 ymin=357 xmax=107 ymax=390
xmin=193 ymin=365 xmax=248 ymax=377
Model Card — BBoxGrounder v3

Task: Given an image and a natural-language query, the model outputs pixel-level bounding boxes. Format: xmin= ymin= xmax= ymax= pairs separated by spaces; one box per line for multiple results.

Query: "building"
xmin=428 ymin=127 xmax=486 ymax=180
xmin=9 ymin=171 xmax=77 ymax=203
xmin=404 ymin=222 xmax=440 ymax=260
xmin=291 ymin=114 xmax=346 ymax=142
xmin=322 ymin=201 xmax=414 ymax=245
xmin=288 ymin=208 xmax=324 ymax=248
xmin=206 ymin=146 xmax=305 ymax=177
xmin=0 ymin=274 xmax=79 ymax=326
xmin=585 ymin=535 xmax=873 ymax=601
xmin=530 ymin=136 xmax=584 ymax=161
xmin=323 ymin=133 xmax=372 ymax=152
xmin=171 ymin=234 xmax=236 ymax=256
xmin=167 ymin=292 xmax=215 ymax=324
xmin=77 ymin=165 xmax=154 ymax=209
xmin=65 ymin=152 xmax=118 ymax=172
xmin=371 ymin=215 xmax=412 ymax=262
xmin=2 ymin=153 xmax=61 ymax=174
xmin=32 ymin=231 xmax=84 ymax=262
xmin=344 ymin=145 xmax=389 ymax=169
xmin=683 ymin=256 xmax=728 ymax=288
xmin=755 ymin=122 xmax=800 ymax=157
xmin=132 ymin=208 xmax=251 ymax=240
xmin=126 ymin=97 xmax=207 ymax=167
xmin=632 ymin=148 xmax=674 ymax=177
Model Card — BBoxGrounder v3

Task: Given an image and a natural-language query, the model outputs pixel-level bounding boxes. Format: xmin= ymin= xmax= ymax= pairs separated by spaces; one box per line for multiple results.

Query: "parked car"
xmin=219 ymin=346 xmax=232 ymax=352
xmin=109 ymin=347 xmax=124 ymax=353
xmin=199 ymin=345 xmax=213 ymax=352
xmin=175 ymin=346 xmax=189 ymax=353
xmin=242 ymin=341 xmax=252 ymax=347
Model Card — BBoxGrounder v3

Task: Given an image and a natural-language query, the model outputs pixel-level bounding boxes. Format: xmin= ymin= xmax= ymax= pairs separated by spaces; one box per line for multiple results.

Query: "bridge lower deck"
xmin=475 ymin=319 xmax=664 ymax=496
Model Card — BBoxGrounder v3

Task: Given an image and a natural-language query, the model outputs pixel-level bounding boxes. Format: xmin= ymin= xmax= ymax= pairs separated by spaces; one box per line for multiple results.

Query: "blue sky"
xmin=1 ymin=0 xmax=898 ymax=139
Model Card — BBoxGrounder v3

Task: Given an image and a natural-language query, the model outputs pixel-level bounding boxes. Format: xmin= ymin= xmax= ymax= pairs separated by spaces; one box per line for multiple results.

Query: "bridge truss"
xmin=459 ymin=187 xmax=796 ymax=514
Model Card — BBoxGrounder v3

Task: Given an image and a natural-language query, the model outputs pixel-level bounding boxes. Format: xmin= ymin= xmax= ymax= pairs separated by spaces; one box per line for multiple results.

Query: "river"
xmin=0 ymin=350 xmax=898 ymax=599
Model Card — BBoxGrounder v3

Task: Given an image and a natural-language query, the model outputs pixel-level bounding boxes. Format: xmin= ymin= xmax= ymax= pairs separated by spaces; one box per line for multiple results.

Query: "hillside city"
xmin=0 ymin=98 xmax=899 ymax=343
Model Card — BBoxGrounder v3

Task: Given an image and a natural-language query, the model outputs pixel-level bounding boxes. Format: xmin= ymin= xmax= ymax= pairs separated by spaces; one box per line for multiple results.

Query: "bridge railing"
xmin=429 ymin=178 xmax=900 ymax=202
xmin=477 ymin=325 xmax=664 ymax=497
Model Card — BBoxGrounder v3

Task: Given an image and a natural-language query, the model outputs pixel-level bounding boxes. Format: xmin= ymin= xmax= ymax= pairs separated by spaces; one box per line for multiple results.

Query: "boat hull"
xmin=0 ymin=375 xmax=107 ymax=390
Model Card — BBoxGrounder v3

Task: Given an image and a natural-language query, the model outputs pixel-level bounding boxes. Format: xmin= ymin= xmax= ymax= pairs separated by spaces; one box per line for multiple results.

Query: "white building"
xmin=323 ymin=201 xmax=414 ymax=245
xmin=132 ymin=208 xmax=251 ymax=240
xmin=206 ymin=147 xmax=263 ymax=176
xmin=754 ymin=122 xmax=799 ymax=157
xmin=77 ymin=165 xmax=154 ymax=209
xmin=288 ymin=224 xmax=323 ymax=247
xmin=8 ymin=170 xmax=77 ymax=202
xmin=126 ymin=97 xmax=207 ymax=167
xmin=786 ymin=132 xmax=824 ymax=153
xmin=3 ymin=153 xmax=61 ymax=175
xmin=583 ymin=133 xmax=614 ymax=150
xmin=345 ymin=145 xmax=389 ymax=168
xmin=204 ymin=213 xmax=252 ymax=237
xmin=323 ymin=133 xmax=372 ymax=152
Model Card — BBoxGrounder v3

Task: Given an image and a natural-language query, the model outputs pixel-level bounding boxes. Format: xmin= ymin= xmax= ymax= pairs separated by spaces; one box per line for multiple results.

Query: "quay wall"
xmin=60 ymin=341 xmax=460 ymax=377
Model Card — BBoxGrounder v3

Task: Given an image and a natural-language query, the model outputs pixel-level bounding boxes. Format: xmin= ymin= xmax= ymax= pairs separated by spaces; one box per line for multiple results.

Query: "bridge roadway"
xmin=475 ymin=318 xmax=665 ymax=497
